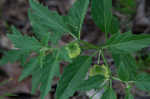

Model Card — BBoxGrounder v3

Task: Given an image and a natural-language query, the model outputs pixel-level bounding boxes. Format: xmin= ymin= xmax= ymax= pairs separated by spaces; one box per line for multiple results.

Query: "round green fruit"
xmin=89 ymin=64 xmax=110 ymax=79
xmin=66 ymin=42 xmax=81 ymax=59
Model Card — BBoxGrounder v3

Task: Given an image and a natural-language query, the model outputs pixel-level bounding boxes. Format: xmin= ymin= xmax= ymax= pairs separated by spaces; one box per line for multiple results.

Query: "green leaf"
xmin=77 ymin=75 xmax=105 ymax=91
xmin=125 ymin=88 xmax=134 ymax=99
xmin=40 ymin=31 xmax=50 ymax=47
xmin=31 ymin=67 xmax=41 ymax=94
xmin=58 ymin=46 xmax=72 ymax=62
xmin=101 ymin=87 xmax=117 ymax=99
xmin=19 ymin=57 xmax=41 ymax=94
xmin=92 ymin=0 xmax=118 ymax=34
xmin=29 ymin=11 xmax=64 ymax=45
xmin=0 ymin=50 xmax=23 ymax=65
xmin=135 ymin=73 xmax=150 ymax=91
xmin=64 ymin=0 xmax=89 ymax=38
xmin=125 ymin=93 xmax=134 ymax=99
xmin=106 ymin=32 xmax=150 ymax=53
xmin=110 ymin=16 xmax=120 ymax=34
xmin=29 ymin=0 xmax=70 ymax=43
xmin=18 ymin=47 xmax=72 ymax=97
xmin=39 ymin=49 xmax=46 ymax=68
xmin=7 ymin=26 xmax=41 ymax=51
xmin=116 ymin=0 xmax=136 ymax=15
xmin=29 ymin=0 xmax=68 ymax=33
xmin=111 ymin=53 xmax=137 ymax=81
xmin=117 ymin=62 xmax=130 ymax=81
xmin=56 ymin=56 xmax=92 ymax=99
xmin=10 ymin=26 xmax=21 ymax=35
xmin=19 ymin=52 xmax=30 ymax=66
xmin=19 ymin=58 xmax=39 ymax=81
xmin=40 ymin=52 xmax=60 ymax=99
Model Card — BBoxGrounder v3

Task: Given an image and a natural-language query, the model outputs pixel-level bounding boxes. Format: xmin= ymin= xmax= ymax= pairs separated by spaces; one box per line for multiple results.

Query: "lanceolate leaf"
xmin=58 ymin=46 xmax=72 ymax=62
xmin=106 ymin=32 xmax=150 ymax=53
xmin=19 ymin=57 xmax=41 ymax=94
xmin=92 ymin=0 xmax=118 ymax=34
xmin=0 ymin=50 xmax=22 ymax=65
xmin=19 ymin=52 xmax=30 ymax=66
xmin=29 ymin=11 xmax=64 ymax=45
xmin=18 ymin=45 xmax=72 ymax=98
xmin=7 ymin=26 xmax=41 ymax=51
xmin=64 ymin=0 xmax=89 ymax=39
xmin=77 ymin=75 xmax=105 ymax=91
xmin=6 ymin=27 xmax=39 ymax=67
xmin=111 ymin=53 xmax=137 ymax=81
xmin=135 ymin=73 xmax=150 ymax=91
xmin=40 ymin=52 xmax=60 ymax=99
xmin=29 ymin=0 xmax=70 ymax=43
xmin=101 ymin=87 xmax=117 ymax=99
xmin=41 ymin=31 xmax=50 ymax=47
xmin=125 ymin=93 xmax=134 ymax=99
xmin=117 ymin=62 xmax=130 ymax=81
xmin=19 ymin=52 xmax=60 ymax=99
xmin=110 ymin=16 xmax=120 ymax=34
xmin=31 ymin=67 xmax=41 ymax=94
xmin=29 ymin=0 xmax=68 ymax=33
xmin=125 ymin=88 xmax=134 ymax=99
xmin=56 ymin=56 xmax=92 ymax=99
xmin=10 ymin=26 xmax=21 ymax=35
xmin=19 ymin=58 xmax=39 ymax=81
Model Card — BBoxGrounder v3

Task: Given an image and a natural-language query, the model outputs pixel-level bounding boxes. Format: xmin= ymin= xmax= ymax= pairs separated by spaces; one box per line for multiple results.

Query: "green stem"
xmin=97 ymin=50 xmax=102 ymax=64
xmin=101 ymin=50 xmax=113 ymax=88
xmin=112 ymin=76 xmax=122 ymax=82
xmin=128 ymin=81 xmax=136 ymax=83
xmin=69 ymin=32 xmax=78 ymax=40
xmin=79 ymin=31 xmax=81 ymax=40
xmin=79 ymin=40 xmax=101 ymax=50
xmin=101 ymin=50 xmax=109 ymax=67
xmin=109 ymin=79 xmax=112 ymax=88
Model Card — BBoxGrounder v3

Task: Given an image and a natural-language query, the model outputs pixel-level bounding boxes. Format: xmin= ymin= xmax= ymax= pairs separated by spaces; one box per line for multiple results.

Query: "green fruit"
xmin=89 ymin=64 xmax=110 ymax=79
xmin=66 ymin=42 xmax=81 ymax=59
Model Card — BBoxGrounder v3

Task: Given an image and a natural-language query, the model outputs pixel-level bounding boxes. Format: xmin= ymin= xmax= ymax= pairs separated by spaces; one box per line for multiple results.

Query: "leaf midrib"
xmin=60 ymin=56 xmax=91 ymax=98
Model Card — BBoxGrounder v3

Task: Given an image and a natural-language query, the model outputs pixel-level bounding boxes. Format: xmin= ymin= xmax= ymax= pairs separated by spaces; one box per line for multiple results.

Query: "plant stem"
xmin=79 ymin=40 xmax=101 ymax=50
xmin=101 ymin=50 xmax=109 ymax=67
xmin=112 ymin=76 xmax=122 ymax=82
xmin=97 ymin=50 xmax=102 ymax=64
xmin=109 ymin=79 xmax=112 ymax=88
xmin=101 ymin=50 xmax=113 ymax=88
xmin=69 ymin=32 xmax=78 ymax=40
